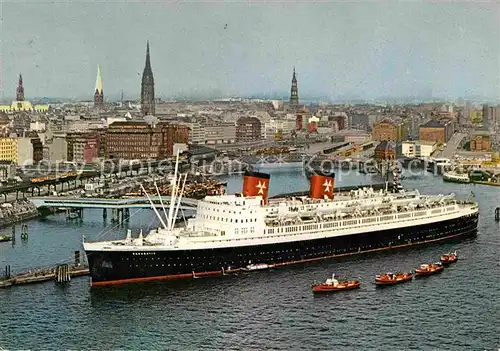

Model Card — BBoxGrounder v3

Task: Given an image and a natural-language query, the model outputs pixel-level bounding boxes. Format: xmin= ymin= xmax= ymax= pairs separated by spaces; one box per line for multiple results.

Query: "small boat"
xmin=442 ymin=172 xmax=470 ymax=184
xmin=67 ymin=212 xmax=80 ymax=220
xmin=375 ymin=272 xmax=413 ymax=286
xmin=241 ymin=263 xmax=270 ymax=272
xmin=440 ymin=251 xmax=458 ymax=265
xmin=0 ymin=235 xmax=12 ymax=243
xmin=312 ymin=274 xmax=360 ymax=293
xmin=414 ymin=263 xmax=444 ymax=277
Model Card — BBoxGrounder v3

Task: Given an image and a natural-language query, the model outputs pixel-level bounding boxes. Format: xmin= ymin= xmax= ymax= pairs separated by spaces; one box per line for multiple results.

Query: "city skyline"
xmin=1 ymin=1 xmax=499 ymax=102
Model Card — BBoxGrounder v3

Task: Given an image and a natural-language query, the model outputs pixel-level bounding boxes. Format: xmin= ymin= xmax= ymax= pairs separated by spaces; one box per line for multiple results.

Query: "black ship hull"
xmin=85 ymin=212 xmax=478 ymax=286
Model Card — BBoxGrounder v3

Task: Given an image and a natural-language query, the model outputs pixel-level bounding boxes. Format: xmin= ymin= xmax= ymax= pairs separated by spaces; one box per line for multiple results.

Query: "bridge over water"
xmin=30 ymin=196 xmax=199 ymax=211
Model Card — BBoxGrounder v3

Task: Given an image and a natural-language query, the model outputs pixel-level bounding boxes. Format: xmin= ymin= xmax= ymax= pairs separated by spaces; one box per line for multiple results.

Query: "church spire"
xmin=16 ymin=73 xmax=25 ymax=101
xmin=289 ymin=67 xmax=298 ymax=110
xmin=94 ymin=65 xmax=104 ymax=106
xmin=95 ymin=65 xmax=103 ymax=94
xmin=145 ymin=41 xmax=151 ymax=69
xmin=141 ymin=41 xmax=155 ymax=116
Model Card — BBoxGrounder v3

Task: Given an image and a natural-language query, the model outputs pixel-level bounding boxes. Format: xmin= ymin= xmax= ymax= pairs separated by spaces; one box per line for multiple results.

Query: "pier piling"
xmin=102 ymin=208 xmax=107 ymax=220
xmin=74 ymin=251 xmax=80 ymax=267
xmin=495 ymin=207 xmax=500 ymax=222
xmin=11 ymin=226 xmax=15 ymax=245
xmin=20 ymin=224 xmax=28 ymax=241
xmin=55 ymin=264 xmax=71 ymax=283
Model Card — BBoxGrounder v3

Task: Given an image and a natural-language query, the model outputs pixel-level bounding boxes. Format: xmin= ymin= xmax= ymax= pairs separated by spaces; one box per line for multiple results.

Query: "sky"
xmin=0 ymin=1 xmax=499 ymax=101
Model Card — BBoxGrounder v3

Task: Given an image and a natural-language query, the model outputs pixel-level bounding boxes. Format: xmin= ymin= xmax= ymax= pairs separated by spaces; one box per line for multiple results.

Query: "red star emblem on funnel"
xmin=323 ymin=179 xmax=332 ymax=193
xmin=242 ymin=171 xmax=271 ymax=204
xmin=256 ymin=181 xmax=267 ymax=194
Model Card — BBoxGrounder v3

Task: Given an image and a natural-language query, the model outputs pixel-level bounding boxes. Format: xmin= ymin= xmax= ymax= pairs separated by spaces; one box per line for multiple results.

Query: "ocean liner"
xmin=83 ymin=154 xmax=479 ymax=286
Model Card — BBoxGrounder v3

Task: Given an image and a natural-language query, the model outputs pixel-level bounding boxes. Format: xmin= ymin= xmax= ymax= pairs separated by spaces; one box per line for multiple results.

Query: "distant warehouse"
xmin=419 ymin=119 xmax=455 ymax=144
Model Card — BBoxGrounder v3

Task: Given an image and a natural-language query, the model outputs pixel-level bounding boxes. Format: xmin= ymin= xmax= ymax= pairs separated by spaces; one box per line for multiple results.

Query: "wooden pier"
xmin=0 ymin=265 xmax=89 ymax=288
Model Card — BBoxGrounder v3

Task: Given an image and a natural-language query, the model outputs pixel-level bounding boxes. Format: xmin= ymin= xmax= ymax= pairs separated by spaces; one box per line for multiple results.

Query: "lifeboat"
xmin=312 ymin=274 xmax=360 ymax=293
xmin=414 ymin=263 xmax=444 ymax=277
xmin=375 ymin=272 xmax=413 ymax=286
xmin=440 ymin=251 xmax=458 ymax=265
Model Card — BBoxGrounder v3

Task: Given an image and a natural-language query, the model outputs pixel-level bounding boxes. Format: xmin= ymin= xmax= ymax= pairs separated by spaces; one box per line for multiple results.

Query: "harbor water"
xmin=0 ymin=169 xmax=499 ymax=350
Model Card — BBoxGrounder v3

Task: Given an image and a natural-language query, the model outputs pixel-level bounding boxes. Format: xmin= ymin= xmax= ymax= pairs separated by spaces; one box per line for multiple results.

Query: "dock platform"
xmin=0 ymin=265 xmax=89 ymax=288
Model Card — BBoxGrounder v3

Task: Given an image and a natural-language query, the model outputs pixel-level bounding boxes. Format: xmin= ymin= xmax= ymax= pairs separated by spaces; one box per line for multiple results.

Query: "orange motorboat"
xmin=414 ymin=263 xmax=444 ymax=277
xmin=375 ymin=272 xmax=413 ymax=286
xmin=440 ymin=251 xmax=458 ymax=265
xmin=312 ymin=274 xmax=360 ymax=293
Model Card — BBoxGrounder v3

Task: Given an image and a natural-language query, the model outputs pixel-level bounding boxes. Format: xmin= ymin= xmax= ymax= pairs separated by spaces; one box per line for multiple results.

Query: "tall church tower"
xmin=16 ymin=74 xmax=25 ymax=101
xmin=289 ymin=67 xmax=299 ymax=110
xmin=141 ymin=41 xmax=155 ymax=116
xmin=94 ymin=65 xmax=104 ymax=106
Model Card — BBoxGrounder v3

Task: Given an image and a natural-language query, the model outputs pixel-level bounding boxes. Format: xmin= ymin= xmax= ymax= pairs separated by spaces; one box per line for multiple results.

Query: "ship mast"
xmin=167 ymin=150 xmax=181 ymax=230
xmin=141 ymin=184 xmax=168 ymax=229
xmin=154 ymin=182 xmax=169 ymax=224
xmin=172 ymin=173 xmax=188 ymax=230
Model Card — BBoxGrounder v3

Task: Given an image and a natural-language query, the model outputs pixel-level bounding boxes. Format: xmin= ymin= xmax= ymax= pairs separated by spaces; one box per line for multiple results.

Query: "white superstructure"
xmin=84 ymin=187 xmax=478 ymax=252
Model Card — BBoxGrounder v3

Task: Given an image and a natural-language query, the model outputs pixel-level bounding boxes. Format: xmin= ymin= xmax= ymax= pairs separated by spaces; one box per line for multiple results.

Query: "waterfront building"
xmin=397 ymin=140 xmax=437 ymax=158
xmin=470 ymin=130 xmax=491 ymax=152
xmin=140 ymin=42 xmax=155 ymax=116
xmin=106 ymin=120 xmax=189 ymax=160
xmin=94 ymin=65 xmax=104 ymax=106
xmin=295 ymin=107 xmax=311 ymax=131
xmin=0 ymin=136 xmax=41 ymax=166
xmin=0 ymin=138 xmax=19 ymax=164
xmin=183 ymin=122 xmax=205 ymax=145
xmin=161 ymin=124 xmax=190 ymax=156
xmin=236 ymin=117 xmax=262 ymax=142
xmin=66 ymin=132 xmax=100 ymax=163
xmin=419 ymin=119 xmax=454 ymax=144
xmin=204 ymin=122 xmax=236 ymax=144
xmin=43 ymin=135 xmax=68 ymax=163
xmin=263 ymin=119 xmax=296 ymax=140
xmin=371 ymin=118 xmax=408 ymax=142
xmin=106 ymin=121 xmax=159 ymax=160
xmin=374 ymin=141 xmax=396 ymax=161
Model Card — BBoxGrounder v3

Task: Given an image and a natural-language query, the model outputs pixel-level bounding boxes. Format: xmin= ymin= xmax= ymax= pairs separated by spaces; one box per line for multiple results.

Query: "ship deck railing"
xmin=264 ymin=200 xmax=464 ymax=228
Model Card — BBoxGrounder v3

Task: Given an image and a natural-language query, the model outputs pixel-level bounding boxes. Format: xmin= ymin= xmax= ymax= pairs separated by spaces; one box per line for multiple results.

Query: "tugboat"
xmin=375 ymin=272 xmax=413 ymax=286
xmin=414 ymin=263 xmax=444 ymax=277
xmin=241 ymin=263 xmax=271 ymax=272
xmin=0 ymin=235 xmax=12 ymax=243
xmin=440 ymin=251 xmax=458 ymax=265
xmin=311 ymin=273 xmax=361 ymax=293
